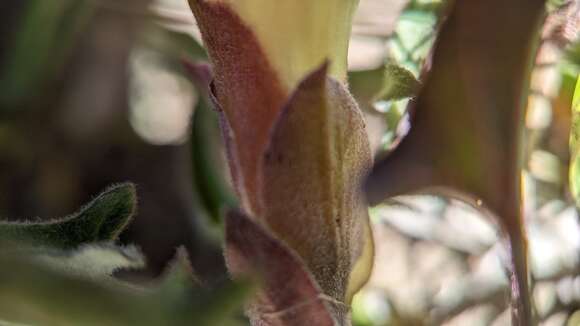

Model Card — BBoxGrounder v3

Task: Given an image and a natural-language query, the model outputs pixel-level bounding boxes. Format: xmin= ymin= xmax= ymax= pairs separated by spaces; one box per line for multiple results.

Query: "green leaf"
xmin=181 ymin=61 xmax=238 ymax=223
xmin=0 ymin=254 xmax=161 ymax=326
xmin=380 ymin=64 xmax=421 ymax=101
xmin=0 ymin=247 xmax=250 ymax=326
xmin=349 ymin=63 xmax=420 ymax=108
xmin=191 ymin=97 xmax=238 ymax=223
xmin=0 ymin=183 xmax=137 ymax=249
xmin=388 ymin=2 xmax=442 ymax=74
xmin=139 ymin=23 xmax=207 ymax=63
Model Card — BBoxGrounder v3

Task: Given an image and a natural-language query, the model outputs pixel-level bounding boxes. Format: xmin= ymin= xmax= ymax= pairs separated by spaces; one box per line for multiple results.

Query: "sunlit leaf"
xmin=0 ymin=247 xmax=249 ymax=326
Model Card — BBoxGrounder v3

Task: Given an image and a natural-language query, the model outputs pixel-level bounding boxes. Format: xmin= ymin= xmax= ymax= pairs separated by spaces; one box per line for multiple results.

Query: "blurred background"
xmin=0 ymin=0 xmax=578 ymax=325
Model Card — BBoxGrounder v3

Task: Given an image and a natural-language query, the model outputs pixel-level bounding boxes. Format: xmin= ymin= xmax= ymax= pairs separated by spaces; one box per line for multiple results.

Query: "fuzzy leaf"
xmin=380 ymin=64 xmax=420 ymax=101
xmin=0 ymin=183 xmax=137 ymax=249
xmin=0 ymin=254 xmax=162 ymax=326
xmin=29 ymin=243 xmax=145 ymax=280
xmin=365 ymin=0 xmax=546 ymax=324
xmin=259 ymin=63 xmax=373 ymax=305
xmin=225 ymin=210 xmax=337 ymax=326
xmin=188 ymin=0 xmax=287 ymax=213
xmin=349 ymin=63 xmax=420 ymax=108
xmin=188 ymin=0 xmax=361 ymax=215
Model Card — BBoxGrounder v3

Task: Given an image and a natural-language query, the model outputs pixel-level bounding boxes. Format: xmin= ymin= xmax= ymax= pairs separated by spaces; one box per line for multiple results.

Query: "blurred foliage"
xmin=349 ymin=63 xmax=419 ymax=106
xmin=348 ymin=0 xmax=443 ymax=152
xmin=0 ymin=180 xmax=247 ymax=325
xmin=0 ymin=0 xmax=95 ymax=109
xmin=191 ymin=97 xmax=238 ymax=224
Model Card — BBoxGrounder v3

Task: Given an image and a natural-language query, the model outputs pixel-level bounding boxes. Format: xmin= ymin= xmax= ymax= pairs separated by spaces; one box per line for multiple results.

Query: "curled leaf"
xmin=0 ymin=183 xmax=137 ymax=249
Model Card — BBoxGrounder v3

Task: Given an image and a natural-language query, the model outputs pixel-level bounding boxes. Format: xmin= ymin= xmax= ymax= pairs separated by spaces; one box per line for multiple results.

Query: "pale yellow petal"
xmin=207 ymin=0 xmax=358 ymax=89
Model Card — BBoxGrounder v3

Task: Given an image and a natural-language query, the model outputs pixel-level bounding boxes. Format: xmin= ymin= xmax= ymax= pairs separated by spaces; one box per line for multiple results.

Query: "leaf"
xmin=0 ymin=246 xmax=249 ymax=326
xmin=139 ymin=24 xmax=207 ymax=63
xmin=0 ymin=254 xmax=162 ymax=326
xmin=191 ymin=88 xmax=238 ymax=223
xmin=385 ymin=0 xmax=444 ymax=79
xmin=182 ymin=59 xmax=238 ymax=224
xmin=188 ymin=0 xmax=361 ymax=215
xmin=365 ymin=0 xmax=546 ymax=324
xmin=29 ymin=243 xmax=145 ymax=280
xmin=0 ymin=183 xmax=137 ymax=249
xmin=155 ymin=247 xmax=252 ymax=326
xmin=259 ymin=63 xmax=374 ymax=305
xmin=380 ymin=64 xmax=421 ymax=101
xmin=224 ymin=210 xmax=337 ymax=326
xmin=188 ymin=0 xmax=288 ymax=213
xmin=349 ymin=63 xmax=420 ymax=108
